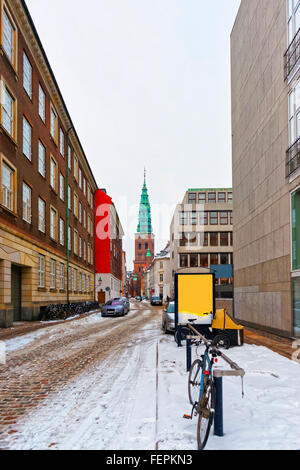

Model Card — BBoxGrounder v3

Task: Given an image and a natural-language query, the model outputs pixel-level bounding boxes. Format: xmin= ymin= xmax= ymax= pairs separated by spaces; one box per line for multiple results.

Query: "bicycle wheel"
xmin=188 ymin=359 xmax=202 ymax=405
xmin=197 ymin=377 xmax=216 ymax=451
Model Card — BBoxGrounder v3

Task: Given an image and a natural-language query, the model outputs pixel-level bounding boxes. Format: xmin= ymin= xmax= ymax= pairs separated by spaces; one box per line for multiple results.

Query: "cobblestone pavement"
xmin=0 ymin=301 xmax=161 ymax=447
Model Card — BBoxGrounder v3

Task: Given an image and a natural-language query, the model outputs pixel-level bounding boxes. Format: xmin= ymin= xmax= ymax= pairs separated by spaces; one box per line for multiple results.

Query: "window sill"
xmin=0 ymin=204 xmax=17 ymax=218
xmin=0 ymin=125 xmax=18 ymax=149
xmin=38 ymin=287 xmax=47 ymax=292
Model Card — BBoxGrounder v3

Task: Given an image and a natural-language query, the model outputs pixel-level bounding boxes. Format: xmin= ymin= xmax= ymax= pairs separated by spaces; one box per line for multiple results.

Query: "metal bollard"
xmin=186 ymin=339 xmax=192 ymax=372
xmin=214 ymin=376 xmax=224 ymax=437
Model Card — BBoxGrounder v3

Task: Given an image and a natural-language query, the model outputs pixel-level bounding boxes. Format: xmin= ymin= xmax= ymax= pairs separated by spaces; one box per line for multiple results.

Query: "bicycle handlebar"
xmin=187 ymin=323 xmax=241 ymax=372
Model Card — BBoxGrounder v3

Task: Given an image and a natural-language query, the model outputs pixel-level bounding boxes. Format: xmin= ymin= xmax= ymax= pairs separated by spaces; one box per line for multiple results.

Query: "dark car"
xmin=113 ymin=297 xmax=130 ymax=314
xmin=101 ymin=300 xmax=126 ymax=317
xmin=151 ymin=296 xmax=163 ymax=306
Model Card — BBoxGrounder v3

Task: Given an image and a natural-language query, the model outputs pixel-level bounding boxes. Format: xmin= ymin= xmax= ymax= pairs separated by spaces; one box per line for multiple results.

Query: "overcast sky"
xmin=26 ymin=0 xmax=241 ymax=270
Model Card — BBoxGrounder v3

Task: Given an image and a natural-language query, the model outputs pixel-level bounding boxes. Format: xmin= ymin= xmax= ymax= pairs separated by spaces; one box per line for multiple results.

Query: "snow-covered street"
xmin=0 ymin=300 xmax=300 ymax=450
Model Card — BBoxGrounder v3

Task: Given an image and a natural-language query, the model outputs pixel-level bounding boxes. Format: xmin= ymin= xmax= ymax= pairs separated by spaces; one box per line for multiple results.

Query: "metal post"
xmin=214 ymin=376 xmax=224 ymax=437
xmin=177 ymin=325 xmax=182 ymax=348
xmin=186 ymin=338 xmax=192 ymax=372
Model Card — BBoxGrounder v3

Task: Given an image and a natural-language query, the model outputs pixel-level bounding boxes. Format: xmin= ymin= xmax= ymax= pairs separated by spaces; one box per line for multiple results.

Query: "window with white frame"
xmin=289 ymin=80 xmax=300 ymax=145
xmin=39 ymin=85 xmax=46 ymax=122
xmin=2 ymin=85 xmax=15 ymax=137
xmin=79 ymin=202 xmax=82 ymax=223
xmin=68 ymin=266 xmax=71 ymax=292
xmin=74 ymin=155 xmax=78 ymax=181
xmin=38 ymin=197 xmax=45 ymax=233
xmin=38 ymin=254 xmax=45 ymax=288
xmin=59 ymin=263 xmax=64 ymax=290
xmin=1 ymin=161 xmax=14 ymax=212
xmin=74 ymin=230 xmax=78 ymax=255
xmin=288 ymin=0 xmax=300 ymax=45
xmin=83 ymin=274 xmax=86 ymax=292
xmin=68 ymin=185 xmax=71 ymax=210
xmin=38 ymin=141 xmax=46 ymax=177
xmin=84 ymin=240 xmax=86 ymax=261
xmin=59 ymin=173 xmax=65 ymax=201
xmin=83 ymin=209 xmax=86 ymax=228
xmin=60 ymin=218 xmax=65 ymax=246
xmin=50 ymin=158 xmax=57 ymax=190
xmin=79 ymin=236 xmax=82 ymax=258
xmin=23 ymin=117 xmax=32 ymax=160
xmin=79 ymin=272 xmax=82 ymax=292
xmin=3 ymin=8 xmax=15 ymax=65
xmin=50 ymin=106 xmax=57 ymax=142
xmin=23 ymin=52 xmax=32 ymax=98
xmin=83 ymin=177 xmax=86 ymax=196
xmin=23 ymin=182 xmax=31 ymax=223
xmin=50 ymin=259 xmax=56 ymax=290
xmin=74 ymin=193 xmax=78 ymax=218
xmin=50 ymin=207 xmax=57 ymax=240
xmin=73 ymin=268 xmax=77 ymax=292
xmin=68 ymin=226 xmax=71 ymax=251
xmin=68 ymin=145 xmax=72 ymax=169
xmin=79 ymin=168 xmax=82 ymax=189
xmin=60 ymin=129 xmax=64 ymax=156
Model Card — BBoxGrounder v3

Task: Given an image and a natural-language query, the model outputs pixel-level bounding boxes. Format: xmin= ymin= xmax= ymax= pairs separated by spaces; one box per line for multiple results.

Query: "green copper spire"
xmin=137 ymin=169 xmax=152 ymax=234
xmin=146 ymin=248 xmax=152 ymax=257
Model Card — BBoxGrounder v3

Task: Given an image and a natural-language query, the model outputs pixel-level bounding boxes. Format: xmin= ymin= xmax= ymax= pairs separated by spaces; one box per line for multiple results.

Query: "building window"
xmin=198 ymin=193 xmax=206 ymax=204
xmin=179 ymin=254 xmax=188 ymax=268
xmin=83 ymin=209 xmax=86 ymax=228
xmin=79 ymin=168 xmax=82 ymax=189
xmin=190 ymin=253 xmax=198 ymax=268
xmin=228 ymin=192 xmax=233 ymax=203
xmin=220 ymin=232 xmax=229 ymax=246
xmin=73 ymin=269 xmax=77 ymax=292
xmin=188 ymin=193 xmax=196 ymax=204
xmin=68 ymin=226 xmax=72 ymax=251
xmin=179 ymin=212 xmax=188 ymax=225
xmin=68 ymin=186 xmax=72 ymax=210
xmin=38 ymin=141 xmax=46 ymax=177
xmin=23 ymin=52 xmax=32 ymax=98
xmin=83 ymin=177 xmax=86 ymax=196
xmin=79 ymin=272 xmax=83 ymax=292
xmin=68 ymin=145 xmax=72 ymax=169
xmin=74 ymin=193 xmax=78 ymax=218
xmin=230 ymin=212 xmax=233 ymax=225
xmin=59 ymin=263 xmax=64 ymax=290
xmin=200 ymin=253 xmax=209 ymax=267
xmin=3 ymin=8 xmax=16 ymax=66
xmin=79 ymin=237 xmax=82 ymax=258
xmin=39 ymin=85 xmax=46 ymax=122
xmin=38 ymin=197 xmax=46 ymax=233
xmin=22 ymin=182 xmax=31 ymax=223
xmin=50 ymin=158 xmax=57 ymax=191
xmin=60 ymin=218 xmax=65 ymax=246
xmin=1 ymin=160 xmax=15 ymax=212
xmin=289 ymin=81 xmax=300 ymax=146
xmin=210 ymin=212 xmax=218 ymax=225
xmin=210 ymin=232 xmax=218 ymax=246
xmin=88 ymin=214 xmax=91 ymax=234
xmin=208 ymin=192 xmax=216 ymax=204
xmin=74 ymin=230 xmax=78 ymax=255
xmin=79 ymin=202 xmax=82 ymax=223
xmin=288 ymin=0 xmax=300 ymax=46
xmin=160 ymin=273 xmax=164 ymax=282
xmin=60 ymin=129 xmax=64 ymax=156
xmin=50 ymin=207 xmax=57 ymax=240
xmin=59 ymin=173 xmax=65 ymax=201
xmin=50 ymin=259 xmax=56 ymax=290
xmin=87 ymin=275 xmax=91 ymax=293
xmin=200 ymin=211 xmax=208 ymax=225
xmin=218 ymin=192 xmax=226 ymax=203
xmin=74 ymin=155 xmax=78 ymax=181
xmin=38 ymin=254 xmax=45 ymax=288
xmin=50 ymin=106 xmax=58 ymax=143
xmin=190 ymin=211 xmax=197 ymax=225
xmin=199 ymin=232 xmax=208 ymax=247
xmin=220 ymin=212 xmax=228 ymax=225
xmin=220 ymin=253 xmax=229 ymax=265
xmin=23 ymin=117 xmax=32 ymax=160
xmin=2 ymin=85 xmax=15 ymax=138
xmin=210 ymin=253 xmax=218 ymax=265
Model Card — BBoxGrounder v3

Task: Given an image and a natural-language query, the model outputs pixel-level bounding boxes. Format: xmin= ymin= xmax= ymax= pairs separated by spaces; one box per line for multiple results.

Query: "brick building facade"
xmin=0 ymin=0 xmax=97 ymax=326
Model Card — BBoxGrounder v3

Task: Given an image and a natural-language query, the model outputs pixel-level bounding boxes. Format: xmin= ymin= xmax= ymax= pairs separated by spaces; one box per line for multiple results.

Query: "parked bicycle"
xmin=184 ymin=320 xmax=244 ymax=450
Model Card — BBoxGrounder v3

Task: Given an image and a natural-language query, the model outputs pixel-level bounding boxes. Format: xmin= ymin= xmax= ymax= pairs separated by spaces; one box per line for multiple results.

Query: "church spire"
xmin=137 ymin=169 xmax=152 ymax=234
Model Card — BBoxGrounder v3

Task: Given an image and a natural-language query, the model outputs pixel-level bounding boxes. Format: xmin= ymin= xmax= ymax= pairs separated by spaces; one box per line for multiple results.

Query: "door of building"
xmin=98 ymin=291 xmax=106 ymax=304
xmin=11 ymin=265 xmax=22 ymax=321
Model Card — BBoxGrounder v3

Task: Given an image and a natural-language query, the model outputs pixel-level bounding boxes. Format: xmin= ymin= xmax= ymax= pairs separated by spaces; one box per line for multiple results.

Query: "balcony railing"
xmin=284 ymin=28 xmax=300 ymax=80
xmin=286 ymin=136 xmax=300 ymax=177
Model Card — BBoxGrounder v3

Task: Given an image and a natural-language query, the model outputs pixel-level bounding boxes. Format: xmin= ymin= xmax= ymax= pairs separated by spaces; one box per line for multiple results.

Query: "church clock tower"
xmin=133 ymin=170 xmax=155 ymax=295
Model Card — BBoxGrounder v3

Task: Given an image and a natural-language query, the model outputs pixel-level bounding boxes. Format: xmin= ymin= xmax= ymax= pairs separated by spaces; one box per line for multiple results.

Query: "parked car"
xmin=162 ymin=301 xmax=175 ymax=334
xmin=136 ymin=296 xmax=142 ymax=301
xmin=101 ymin=300 xmax=126 ymax=317
xmin=113 ymin=297 xmax=130 ymax=314
xmin=151 ymin=296 xmax=163 ymax=306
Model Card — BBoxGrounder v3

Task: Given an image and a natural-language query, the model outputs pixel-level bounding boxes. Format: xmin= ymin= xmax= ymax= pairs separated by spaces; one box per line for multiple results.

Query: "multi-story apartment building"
xmin=95 ymin=189 xmax=124 ymax=303
xmin=231 ymin=0 xmax=300 ymax=338
xmin=0 ymin=0 xmax=97 ymax=327
xmin=146 ymin=243 xmax=171 ymax=301
xmin=169 ymin=188 xmax=233 ymax=310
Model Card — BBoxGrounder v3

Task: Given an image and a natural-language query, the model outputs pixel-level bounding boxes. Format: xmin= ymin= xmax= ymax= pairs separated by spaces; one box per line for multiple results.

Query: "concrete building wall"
xmin=231 ymin=0 xmax=300 ymax=336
